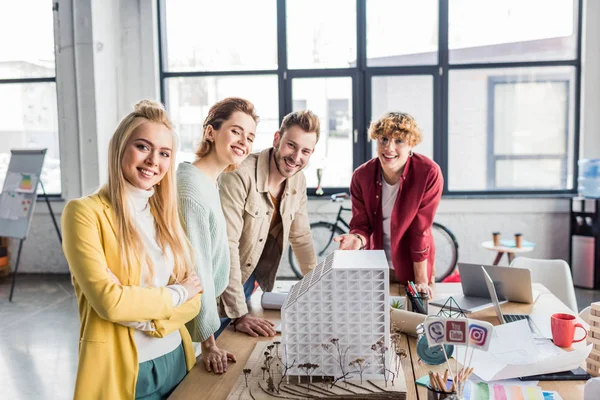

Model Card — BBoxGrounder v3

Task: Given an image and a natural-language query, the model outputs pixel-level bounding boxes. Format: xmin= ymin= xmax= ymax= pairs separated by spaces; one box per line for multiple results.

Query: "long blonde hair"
xmin=100 ymin=100 xmax=193 ymax=283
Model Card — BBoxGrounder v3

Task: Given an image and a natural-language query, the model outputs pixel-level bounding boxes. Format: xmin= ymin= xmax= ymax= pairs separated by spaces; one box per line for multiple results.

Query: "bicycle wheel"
xmin=431 ymin=222 xmax=459 ymax=282
xmin=288 ymin=221 xmax=346 ymax=279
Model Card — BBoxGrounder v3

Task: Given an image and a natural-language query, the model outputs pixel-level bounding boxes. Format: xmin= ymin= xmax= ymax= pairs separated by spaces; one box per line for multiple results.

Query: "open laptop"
xmin=481 ymin=266 xmax=547 ymax=338
xmin=429 ymin=263 xmax=534 ymax=313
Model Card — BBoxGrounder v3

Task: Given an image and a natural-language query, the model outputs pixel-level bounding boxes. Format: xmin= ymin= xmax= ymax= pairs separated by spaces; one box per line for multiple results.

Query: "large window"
xmin=292 ymin=77 xmax=353 ymax=188
xmin=448 ymin=67 xmax=576 ymax=191
xmin=0 ymin=1 xmax=61 ymax=195
xmin=446 ymin=0 xmax=580 ymax=193
xmin=159 ymin=0 xmax=582 ymax=195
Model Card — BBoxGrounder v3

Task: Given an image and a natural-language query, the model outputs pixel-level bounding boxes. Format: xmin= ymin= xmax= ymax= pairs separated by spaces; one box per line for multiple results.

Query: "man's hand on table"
xmin=234 ymin=315 xmax=276 ymax=337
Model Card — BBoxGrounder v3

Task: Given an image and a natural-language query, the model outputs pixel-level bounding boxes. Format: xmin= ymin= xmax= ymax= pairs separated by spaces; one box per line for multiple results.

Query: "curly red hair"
xmin=368 ymin=112 xmax=422 ymax=147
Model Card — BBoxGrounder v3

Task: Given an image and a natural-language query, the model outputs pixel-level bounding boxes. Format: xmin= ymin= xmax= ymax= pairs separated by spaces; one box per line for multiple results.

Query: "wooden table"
xmin=170 ymin=283 xmax=587 ymax=400
xmin=481 ymin=240 xmax=535 ymax=265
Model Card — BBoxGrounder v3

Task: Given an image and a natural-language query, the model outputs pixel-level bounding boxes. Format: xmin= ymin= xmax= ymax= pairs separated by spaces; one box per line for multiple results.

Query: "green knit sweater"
xmin=177 ymin=162 xmax=230 ymax=342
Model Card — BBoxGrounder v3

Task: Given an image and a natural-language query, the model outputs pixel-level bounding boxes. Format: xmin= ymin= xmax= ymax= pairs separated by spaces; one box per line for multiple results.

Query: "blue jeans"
xmin=214 ymin=273 xmax=256 ymax=339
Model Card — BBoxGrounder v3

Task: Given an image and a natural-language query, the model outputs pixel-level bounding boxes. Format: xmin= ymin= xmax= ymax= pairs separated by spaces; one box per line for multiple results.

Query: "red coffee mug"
xmin=551 ymin=313 xmax=587 ymax=348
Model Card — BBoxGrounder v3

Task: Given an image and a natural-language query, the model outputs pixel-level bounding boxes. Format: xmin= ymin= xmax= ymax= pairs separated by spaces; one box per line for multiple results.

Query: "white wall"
xmin=7 ymin=0 xmax=599 ymax=273
xmin=296 ymin=198 xmax=569 ymax=270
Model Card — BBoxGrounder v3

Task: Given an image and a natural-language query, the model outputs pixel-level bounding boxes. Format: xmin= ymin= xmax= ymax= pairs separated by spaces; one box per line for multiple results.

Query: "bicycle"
xmin=287 ymin=193 xmax=459 ymax=282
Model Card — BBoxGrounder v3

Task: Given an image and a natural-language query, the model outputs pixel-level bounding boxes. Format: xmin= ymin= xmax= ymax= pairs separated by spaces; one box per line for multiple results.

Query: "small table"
xmin=481 ymin=240 xmax=535 ymax=265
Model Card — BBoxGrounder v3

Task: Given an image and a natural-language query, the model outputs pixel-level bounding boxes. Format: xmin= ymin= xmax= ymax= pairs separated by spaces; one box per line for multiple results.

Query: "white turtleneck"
xmin=122 ymin=182 xmax=187 ymax=363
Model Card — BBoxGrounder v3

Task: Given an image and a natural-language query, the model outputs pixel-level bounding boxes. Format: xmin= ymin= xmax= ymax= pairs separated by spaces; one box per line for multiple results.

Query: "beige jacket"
xmin=218 ymin=148 xmax=317 ymax=318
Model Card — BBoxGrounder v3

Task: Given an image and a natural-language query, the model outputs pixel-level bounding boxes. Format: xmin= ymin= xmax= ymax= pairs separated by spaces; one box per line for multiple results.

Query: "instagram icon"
xmin=469 ymin=324 xmax=489 ymax=348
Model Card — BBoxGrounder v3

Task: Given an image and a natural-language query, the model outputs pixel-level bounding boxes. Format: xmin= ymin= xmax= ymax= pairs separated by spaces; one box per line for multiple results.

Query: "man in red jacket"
xmin=334 ymin=112 xmax=443 ymax=297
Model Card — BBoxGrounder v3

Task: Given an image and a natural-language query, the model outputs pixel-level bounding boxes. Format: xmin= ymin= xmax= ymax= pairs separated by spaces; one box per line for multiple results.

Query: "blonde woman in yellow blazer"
xmin=62 ymin=100 xmax=203 ymax=399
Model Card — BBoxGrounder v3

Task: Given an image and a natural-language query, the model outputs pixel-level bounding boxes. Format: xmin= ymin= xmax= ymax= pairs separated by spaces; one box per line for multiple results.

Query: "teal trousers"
xmin=135 ymin=344 xmax=187 ymax=400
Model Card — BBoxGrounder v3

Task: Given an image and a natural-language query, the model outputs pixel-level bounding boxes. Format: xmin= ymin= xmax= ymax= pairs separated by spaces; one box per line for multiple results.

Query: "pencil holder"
xmin=406 ymin=292 xmax=429 ymax=315
xmin=419 ymin=292 xmax=429 ymax=314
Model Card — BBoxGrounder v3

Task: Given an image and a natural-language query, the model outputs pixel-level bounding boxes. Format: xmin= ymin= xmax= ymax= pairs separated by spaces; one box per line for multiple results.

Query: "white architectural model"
xmin=281 ymin=250 xmax=390 ymax=379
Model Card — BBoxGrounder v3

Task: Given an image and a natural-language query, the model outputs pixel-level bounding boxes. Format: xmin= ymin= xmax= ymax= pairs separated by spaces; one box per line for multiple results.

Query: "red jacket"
xmin=349 ymin=153 xmax=443 ymax=284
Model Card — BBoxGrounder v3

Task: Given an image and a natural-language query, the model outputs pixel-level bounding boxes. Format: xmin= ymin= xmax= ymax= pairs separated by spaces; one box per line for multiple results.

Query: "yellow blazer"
xmin=62 ymin=193 xmax=201 ymax=399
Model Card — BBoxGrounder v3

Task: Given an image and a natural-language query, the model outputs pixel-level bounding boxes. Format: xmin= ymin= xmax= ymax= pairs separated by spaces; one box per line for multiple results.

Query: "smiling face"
xmin=205 ymin=111 xmax=256 ymax=167
xmin=376 ymin=135 xmax=412 ymax=176
xmin=272 ymin=125 xmax=318 ymax=179
xmin=121 ymin=122 xmax=173 ymax=190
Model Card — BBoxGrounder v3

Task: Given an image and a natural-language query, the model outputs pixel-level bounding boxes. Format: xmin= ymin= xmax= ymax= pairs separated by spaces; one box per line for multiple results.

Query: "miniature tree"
xmin=390 ymin=322 xmax=403 ymax=354
xmin=395 ymin=348 xmax=407 ymax=376
xmin=322 ymin=338 xmax=354 ymax=387
xmin=266 ymin=376 xmax=276 ymax=392
xmin=262 ymin=348 xmax=276 ymax=392
xmin=276 ymin=344 xmax=296 ymax=392
xmin=348 ymin=357 xmax=369 ymax=385
xmin=273 ymin=341 xmax=281 ymax=360
xmin=389 ymin=321 xmax=409 ymax=376
xmin=243 ymin=369 xmax=251 ymax=388
xmin=298 ymin=363 xmax=319 ymax=391
xmin=372 ymin=339 xmax=395 ymax=387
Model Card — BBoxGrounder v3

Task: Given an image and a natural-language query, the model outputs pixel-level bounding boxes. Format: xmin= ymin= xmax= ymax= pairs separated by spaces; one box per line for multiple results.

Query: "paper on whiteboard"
xmin=2 ymin=172 xmax=38 ymax=193
xmin=15 ymin=173 xmax=38 ymax=193
xmin=0 ymin=192 xmax=25 ymax=220
xmin=3 ymin=172 xmax=22 ymax=192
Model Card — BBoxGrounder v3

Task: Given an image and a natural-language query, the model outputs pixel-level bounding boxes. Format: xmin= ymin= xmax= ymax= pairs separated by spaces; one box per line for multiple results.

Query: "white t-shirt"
xmin=381 ymin=177 xmax=400 ymax=270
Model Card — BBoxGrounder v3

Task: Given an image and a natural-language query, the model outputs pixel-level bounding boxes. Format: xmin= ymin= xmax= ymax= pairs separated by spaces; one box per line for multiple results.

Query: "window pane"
xmin=448 ymin=66 xmax=575 ymax=191
xmin=494 ymin=81 xmax=568 ymax=156
xmin=164 ymin=1 xmax=277 ymax=72
xmin=166 ymin=75 xmax=279 ymax=161
xmin=0 ymin=83 xmax=61 ymax=195
xmin=496 ymin=159 xmax=564 ymax=189
xmin=449 ymin=0 xmax=578 ymax=64
xmin=0 ymin=0 xmax=55 ymax=79
xmin=367 ymin=0 xmax=438 ymax=66
xmin=287 ymin=0 xmax=356 ymax=69
xmin=292 ymin=77 xmax=353 ymax=188
xmin=370 ymin=75 xmax=434 ymax=160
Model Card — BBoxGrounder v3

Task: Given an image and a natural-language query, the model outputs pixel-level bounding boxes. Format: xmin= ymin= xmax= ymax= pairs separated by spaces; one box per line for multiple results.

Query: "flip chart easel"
xmin=0 ymin=149 xmax=62 ymax=301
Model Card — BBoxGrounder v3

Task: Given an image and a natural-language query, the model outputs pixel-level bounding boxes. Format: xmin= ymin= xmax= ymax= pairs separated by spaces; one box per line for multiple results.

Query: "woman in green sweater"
xmin=177 ymin=97 xmax=258 ymax=374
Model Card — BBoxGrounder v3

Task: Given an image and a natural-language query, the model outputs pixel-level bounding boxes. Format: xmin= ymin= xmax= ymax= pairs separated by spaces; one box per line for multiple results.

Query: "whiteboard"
xmin=0 ymin=149 xmax=46 ymax=239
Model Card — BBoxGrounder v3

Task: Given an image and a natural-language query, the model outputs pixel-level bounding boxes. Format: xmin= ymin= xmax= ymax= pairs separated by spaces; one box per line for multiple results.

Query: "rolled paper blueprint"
xmin=390 ymin=307 xmax=427 ymax=336
xmin=261 ymin=291 xmax=289 ymax=310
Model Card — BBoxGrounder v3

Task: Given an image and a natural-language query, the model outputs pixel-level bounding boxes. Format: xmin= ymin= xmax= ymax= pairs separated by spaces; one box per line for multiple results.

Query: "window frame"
xmin=487 ymin=74 xmax=571 ymax=190
xmin=157 ymin=0 xmax=583 ymax=197
xmin=0 ymin=10 xmax=61 ymax=198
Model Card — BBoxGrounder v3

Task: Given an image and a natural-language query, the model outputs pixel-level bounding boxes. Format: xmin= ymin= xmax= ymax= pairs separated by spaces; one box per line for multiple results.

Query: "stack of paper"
xmin=465 ymin=320 xmax=591 ymax=381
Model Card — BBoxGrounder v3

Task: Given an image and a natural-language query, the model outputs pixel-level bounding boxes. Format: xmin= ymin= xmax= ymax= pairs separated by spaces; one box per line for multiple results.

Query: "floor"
xmin=1 ymin=274 xmax=600 ymax=400
xmin=0 ymin=275 xmax=78 ymax=400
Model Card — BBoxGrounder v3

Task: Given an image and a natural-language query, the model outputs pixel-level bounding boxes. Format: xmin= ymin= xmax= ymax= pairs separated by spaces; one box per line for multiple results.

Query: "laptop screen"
xmin=482 ymin=266 xmax=506 ymax=324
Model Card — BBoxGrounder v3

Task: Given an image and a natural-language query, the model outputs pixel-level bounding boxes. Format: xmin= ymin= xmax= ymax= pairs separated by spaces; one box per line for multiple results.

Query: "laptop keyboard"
xmin=504 ymin=314 xmax=545 ymax=338
xmin=504 ymin=314 xmax=527 ymax=323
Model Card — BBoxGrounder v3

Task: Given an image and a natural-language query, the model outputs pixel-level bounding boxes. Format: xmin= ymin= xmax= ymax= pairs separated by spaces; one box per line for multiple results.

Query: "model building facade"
xmin=281 ymin=250 xmax=390 ymax=379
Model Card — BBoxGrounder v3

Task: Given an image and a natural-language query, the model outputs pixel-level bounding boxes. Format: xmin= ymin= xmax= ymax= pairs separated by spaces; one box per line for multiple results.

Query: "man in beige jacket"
xmin=217 ymin=110 xmax=319 ymax=337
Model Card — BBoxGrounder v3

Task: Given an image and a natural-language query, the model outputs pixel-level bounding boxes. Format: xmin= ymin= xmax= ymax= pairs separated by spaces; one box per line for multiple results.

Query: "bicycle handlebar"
xmin=330 ymin=192 xmax=349 ymax=202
